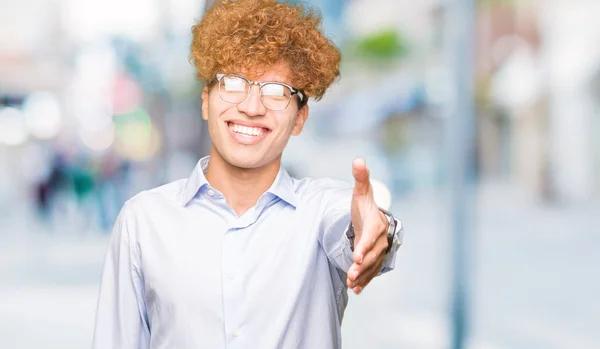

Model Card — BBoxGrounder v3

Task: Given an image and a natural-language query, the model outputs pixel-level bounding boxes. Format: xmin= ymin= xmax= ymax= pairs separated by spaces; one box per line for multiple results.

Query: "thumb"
xmin=352 ymin=157 xmax=370 ymax=197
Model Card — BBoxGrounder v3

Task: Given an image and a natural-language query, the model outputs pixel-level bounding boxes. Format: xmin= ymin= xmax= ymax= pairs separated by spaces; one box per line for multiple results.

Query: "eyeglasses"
xmin=215 ymin=73 xmax=305 ymax=111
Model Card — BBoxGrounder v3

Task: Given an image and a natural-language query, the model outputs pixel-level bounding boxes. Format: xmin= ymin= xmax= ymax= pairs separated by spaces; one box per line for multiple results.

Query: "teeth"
xmin=230 ymin=123 xmax=264 ymax=137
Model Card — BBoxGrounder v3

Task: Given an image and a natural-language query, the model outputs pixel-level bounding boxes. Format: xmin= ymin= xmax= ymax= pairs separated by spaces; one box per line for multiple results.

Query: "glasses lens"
xmin=219 ymin=75 xmax=249 ymax=103
xmin=261 ymin=83 xmax=292 ymax=111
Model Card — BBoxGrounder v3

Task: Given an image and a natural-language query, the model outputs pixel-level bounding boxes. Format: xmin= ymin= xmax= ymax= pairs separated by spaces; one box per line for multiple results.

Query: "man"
xmin=93 ymin=0 xmax=403 ymax=348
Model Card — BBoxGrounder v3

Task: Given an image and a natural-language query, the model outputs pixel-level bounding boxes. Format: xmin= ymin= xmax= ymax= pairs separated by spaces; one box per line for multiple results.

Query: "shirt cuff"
xmin=379 ymin=218 xmax=403 ymax=275
xmin=340 ymin=216 xmax=403 ymax=276
xmin=338 ymin=231 xmax=355 ymax=273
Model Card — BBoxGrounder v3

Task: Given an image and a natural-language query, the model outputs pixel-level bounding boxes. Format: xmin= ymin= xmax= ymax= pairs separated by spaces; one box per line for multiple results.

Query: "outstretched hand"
xmin=346 ymin=158 xmax=389 ymax=294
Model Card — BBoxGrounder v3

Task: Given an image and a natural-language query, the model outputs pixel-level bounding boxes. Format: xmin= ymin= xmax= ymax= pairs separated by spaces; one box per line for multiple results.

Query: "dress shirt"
xmin=93 ymin=156 xmax=403 ymax=349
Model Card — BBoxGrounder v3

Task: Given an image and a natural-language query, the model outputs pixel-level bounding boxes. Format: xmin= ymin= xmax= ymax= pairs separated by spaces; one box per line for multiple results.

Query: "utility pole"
xmin=444 ymin=0 xmax=476 ymax=348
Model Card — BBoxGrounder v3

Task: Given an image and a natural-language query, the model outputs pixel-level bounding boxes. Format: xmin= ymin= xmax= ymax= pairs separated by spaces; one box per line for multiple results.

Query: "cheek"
xmin=273 ymin=112 xmax=298 ymax=133
xmin=206 ymin=97 xmax=231 ymax=131
xmin=210 ymin=116 xmax=227 ymax=141
xmin=204 ymin=110 xmax=221 ymax=139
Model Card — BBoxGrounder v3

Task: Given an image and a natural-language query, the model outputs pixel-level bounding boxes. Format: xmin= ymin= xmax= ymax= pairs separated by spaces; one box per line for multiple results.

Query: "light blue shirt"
xmin=93 ymin=156 xmax=402 ymax=349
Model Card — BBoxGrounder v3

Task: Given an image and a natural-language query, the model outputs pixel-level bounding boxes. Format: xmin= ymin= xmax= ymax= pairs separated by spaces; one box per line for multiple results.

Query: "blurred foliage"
xmin=114 ymin=108 xmax=152 ymax=145
xmin=352 ymin=29 xmax=409 ymax=62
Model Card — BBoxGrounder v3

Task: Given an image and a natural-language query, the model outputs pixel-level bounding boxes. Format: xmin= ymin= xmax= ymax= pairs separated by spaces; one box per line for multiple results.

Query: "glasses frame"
xmin=215 ymin=73 xmax=305 ymax=111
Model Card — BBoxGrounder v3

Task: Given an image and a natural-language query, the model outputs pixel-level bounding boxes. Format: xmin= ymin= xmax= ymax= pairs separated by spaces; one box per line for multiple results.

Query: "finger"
xmin=351 ymin=267 xmax=376 ymax=294
xmin=352 ymin=157 xmax=370 ymax=197
xmin=347 ymin=262 xmax=376 ymax=289
xmin=353 ymin=258 xmax=385 ymax=291
xmin=346 ymin=239 xmax=385 ymax=288
xmin=346 ymin=263 xmax=361 ymax=287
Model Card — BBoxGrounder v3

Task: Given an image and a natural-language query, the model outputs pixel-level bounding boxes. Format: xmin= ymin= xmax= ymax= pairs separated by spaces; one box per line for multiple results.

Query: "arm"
xmin=92 ymin=204 xmax=150 ymax=348
xmin=318 ymin=184 xmax=355 ymax=274
xmin=319 ymin=158 xmax=403 ymax=294
xmin=346 ymin=158 xmax=403 ymax=294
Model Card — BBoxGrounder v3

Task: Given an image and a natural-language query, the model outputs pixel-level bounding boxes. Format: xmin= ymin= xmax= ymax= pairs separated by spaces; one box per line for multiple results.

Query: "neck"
xmin=205 ymin=148 xmax=281 ymax=216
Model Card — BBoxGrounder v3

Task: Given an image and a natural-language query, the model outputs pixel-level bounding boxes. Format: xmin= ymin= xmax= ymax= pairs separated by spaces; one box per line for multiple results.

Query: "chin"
xmin=213 ymin=141 xmax=281 ymax=170
xmin=225 ymin=153 xmax=270 ymax=170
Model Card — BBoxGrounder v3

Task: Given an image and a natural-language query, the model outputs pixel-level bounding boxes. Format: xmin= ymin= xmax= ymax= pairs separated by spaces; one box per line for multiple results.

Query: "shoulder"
xmin=292 ymin=176 xmax=353 ymax=203
xmin=120 ymin=179 xmax=187 ymax=218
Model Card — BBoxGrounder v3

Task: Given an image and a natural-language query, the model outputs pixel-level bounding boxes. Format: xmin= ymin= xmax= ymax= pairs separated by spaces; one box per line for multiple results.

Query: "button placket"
xmin=222 ymin=226 xmax=244 ymax=346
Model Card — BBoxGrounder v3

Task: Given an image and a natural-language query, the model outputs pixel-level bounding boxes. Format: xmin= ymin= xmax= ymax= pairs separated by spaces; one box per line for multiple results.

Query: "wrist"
xmin=378 ymin=208 xmax=396 ymax=254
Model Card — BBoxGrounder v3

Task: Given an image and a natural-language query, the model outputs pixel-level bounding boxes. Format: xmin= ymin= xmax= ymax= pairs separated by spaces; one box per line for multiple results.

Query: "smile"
xmin=228 ymin=122 xmax=268 ymax=137
xmin=227 ymin=122 xmax=271 ymax=145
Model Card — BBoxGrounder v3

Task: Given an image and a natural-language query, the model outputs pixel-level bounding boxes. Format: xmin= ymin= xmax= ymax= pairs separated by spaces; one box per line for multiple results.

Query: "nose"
xmin=237 ymin=84 xmax=267 ymax=116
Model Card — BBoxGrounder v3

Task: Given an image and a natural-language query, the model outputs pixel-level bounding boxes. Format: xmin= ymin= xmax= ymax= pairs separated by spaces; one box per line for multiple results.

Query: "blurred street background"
xmin=1 ymin=0 xmax=599 ymax=348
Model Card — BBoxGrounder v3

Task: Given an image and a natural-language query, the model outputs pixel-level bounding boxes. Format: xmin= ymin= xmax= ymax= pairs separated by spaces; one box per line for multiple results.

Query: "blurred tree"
xmin=353 ymin=29 xmax=408 ymax=62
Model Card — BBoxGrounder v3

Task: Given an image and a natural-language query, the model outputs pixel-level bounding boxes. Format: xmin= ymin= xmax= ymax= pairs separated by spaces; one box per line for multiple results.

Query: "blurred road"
xmin=1 ymin=181 xmax=599 ymax=349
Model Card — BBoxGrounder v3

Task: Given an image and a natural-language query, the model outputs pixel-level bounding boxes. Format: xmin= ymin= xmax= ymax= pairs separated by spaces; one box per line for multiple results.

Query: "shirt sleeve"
xmin=317 ymin=184 xmax=354 ymax=273
xmin=93 ymin=204 xmax=150 ymax=349
xmin=318 ymin=184 xmax=403 ymax=276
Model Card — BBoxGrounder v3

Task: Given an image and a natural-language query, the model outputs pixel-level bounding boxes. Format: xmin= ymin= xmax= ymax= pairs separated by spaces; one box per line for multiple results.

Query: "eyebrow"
xmin=240 ymin=74 xmax=289 ymax=84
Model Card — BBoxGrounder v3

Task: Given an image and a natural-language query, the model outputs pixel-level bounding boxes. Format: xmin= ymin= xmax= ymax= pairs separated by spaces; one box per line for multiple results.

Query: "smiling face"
xmin=201 ymin=62 xmax=309 ymax=170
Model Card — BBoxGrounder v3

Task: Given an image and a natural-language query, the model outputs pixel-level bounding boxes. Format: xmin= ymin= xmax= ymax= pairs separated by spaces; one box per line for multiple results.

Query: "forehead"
xmin=239 ymin=61 xmax=293 ymax=84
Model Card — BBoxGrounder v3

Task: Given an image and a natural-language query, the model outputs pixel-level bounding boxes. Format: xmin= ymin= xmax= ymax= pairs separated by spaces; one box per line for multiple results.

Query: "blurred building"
xmin=475 ymin=0 xmax=600 ymax=203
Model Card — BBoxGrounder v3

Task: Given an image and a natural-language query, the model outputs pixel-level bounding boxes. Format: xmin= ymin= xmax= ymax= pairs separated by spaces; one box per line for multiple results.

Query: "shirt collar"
xmin=265 ymin=164 xmax=297 ymax=208
xmin=178 ymin=155 xmax=211 ymax=206
xmin=178 ymin=156 xmax=297 ymax=208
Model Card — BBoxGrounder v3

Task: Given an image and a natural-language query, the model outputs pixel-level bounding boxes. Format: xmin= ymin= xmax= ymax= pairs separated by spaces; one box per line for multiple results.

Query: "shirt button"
xmin=233 ymin=330 xmax=240 ymax=337
xmin=207 ymin=189 xmax=215 ymax=196
xmin=228 ymin=274 xmax=235 ymax=280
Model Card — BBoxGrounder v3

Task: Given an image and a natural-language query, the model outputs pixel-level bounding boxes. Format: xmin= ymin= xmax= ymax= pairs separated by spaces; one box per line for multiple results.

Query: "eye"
xmin=261 ymin=84 xmax=290 ymax=98
xmin=223 ymin=76 xmax=247 ymax=92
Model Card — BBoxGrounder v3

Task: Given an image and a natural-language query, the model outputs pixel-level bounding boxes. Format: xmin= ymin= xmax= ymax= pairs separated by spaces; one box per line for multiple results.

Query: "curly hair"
xmin=190 ymin=0 xmax=341 ymax=101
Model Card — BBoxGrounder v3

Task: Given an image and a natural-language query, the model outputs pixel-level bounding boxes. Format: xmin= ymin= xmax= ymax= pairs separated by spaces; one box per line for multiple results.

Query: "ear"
xmin=291 ymin=103 xmax=309 ymax=136
xmin=201 ymin=86 xmax=210 ymax=121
